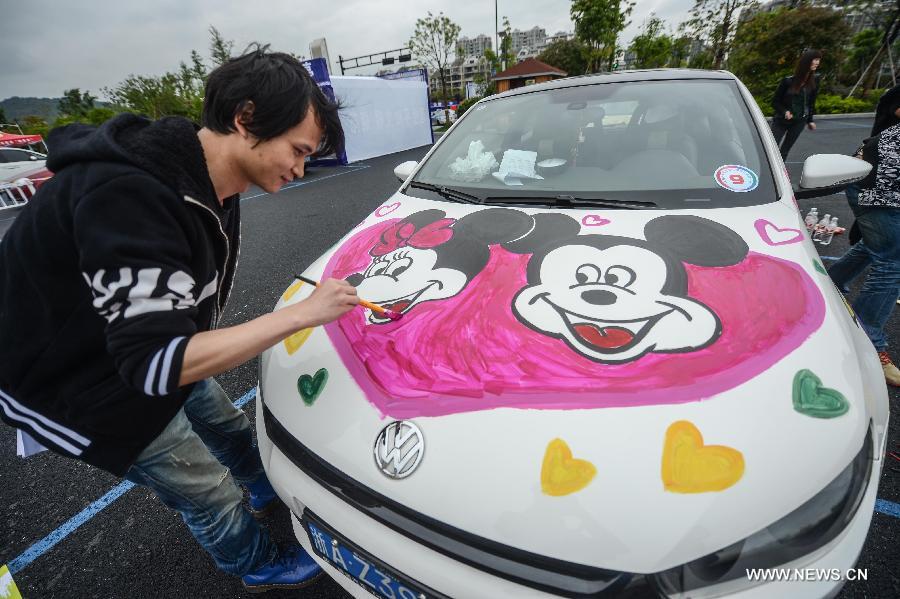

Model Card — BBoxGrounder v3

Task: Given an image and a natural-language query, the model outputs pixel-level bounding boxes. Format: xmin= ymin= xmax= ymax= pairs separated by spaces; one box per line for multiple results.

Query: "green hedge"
xmin=814 ymin=94 xmax=877 ymax=115
xmin=456 ymin=97 xmax=480 ymax=118
xmin=752 ymin=89 xmax=885 ymax=118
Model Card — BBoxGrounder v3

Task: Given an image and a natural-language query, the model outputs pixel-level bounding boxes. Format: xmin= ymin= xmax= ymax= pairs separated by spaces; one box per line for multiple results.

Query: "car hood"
xmin=260 ymin=193 xmax=879 ymax=573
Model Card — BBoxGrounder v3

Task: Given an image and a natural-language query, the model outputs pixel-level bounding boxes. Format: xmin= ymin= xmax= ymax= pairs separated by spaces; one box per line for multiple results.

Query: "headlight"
xmin=655 ymin=427 xmax=872 ymax=594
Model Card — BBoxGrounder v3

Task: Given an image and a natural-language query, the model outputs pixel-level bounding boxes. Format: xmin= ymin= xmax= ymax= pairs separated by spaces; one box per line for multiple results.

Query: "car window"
xmin=411 ymin=79 xmax=777 ymax=209
xmin=0 ymin=149 xmax=38 ymax=162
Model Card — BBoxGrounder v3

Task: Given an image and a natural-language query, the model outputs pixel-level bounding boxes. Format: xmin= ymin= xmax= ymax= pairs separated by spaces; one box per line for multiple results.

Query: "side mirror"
xmin=393 ymin=160 xmax=418 ymax=182
xmin=795 ymin=154 xmax=871 ymax=199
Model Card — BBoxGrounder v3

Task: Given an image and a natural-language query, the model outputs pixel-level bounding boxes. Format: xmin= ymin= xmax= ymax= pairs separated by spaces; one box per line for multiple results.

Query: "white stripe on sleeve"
xmin=157 ymin=336 xmax=186 ymax=396
xmin=144 ymin=348 xmax=163 ymax=396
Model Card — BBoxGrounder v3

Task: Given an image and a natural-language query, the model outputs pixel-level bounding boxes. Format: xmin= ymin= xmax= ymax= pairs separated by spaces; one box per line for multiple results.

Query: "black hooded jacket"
xmin=0 ymin=114 xmax=240 ymax=475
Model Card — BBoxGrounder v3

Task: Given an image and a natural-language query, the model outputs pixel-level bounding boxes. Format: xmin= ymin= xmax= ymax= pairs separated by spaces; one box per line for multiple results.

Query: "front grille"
xmin=263 ymin=406 xmax=651 ymax=598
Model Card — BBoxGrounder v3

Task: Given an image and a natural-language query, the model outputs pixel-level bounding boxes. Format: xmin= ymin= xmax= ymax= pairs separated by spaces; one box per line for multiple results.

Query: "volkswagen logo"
xmin=374 ymin=421 xmax=424 ymax=479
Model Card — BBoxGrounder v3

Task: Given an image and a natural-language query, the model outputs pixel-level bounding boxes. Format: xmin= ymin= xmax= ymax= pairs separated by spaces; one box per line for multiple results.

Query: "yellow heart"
xmin=661 ymin=421 xmax=744 ymax=493
xmin=283 ymin=280 xmax=304 ymax=301
xmin=284 ymin=328 xmax=313 ymax=355
xmin=541 ymin=438 xmax=597 ymax=496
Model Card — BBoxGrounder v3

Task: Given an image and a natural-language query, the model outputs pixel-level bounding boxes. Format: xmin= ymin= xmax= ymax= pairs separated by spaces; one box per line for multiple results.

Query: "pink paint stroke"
xmin=374 ymin=202 xmax=401 ymax=217
xmin=581 ymin=215 xmax=611 ymax=227
xmin=323 ymin=221 xmax=826 ymax=419
xmin=754 ymin=219 xmax=804 ymax=246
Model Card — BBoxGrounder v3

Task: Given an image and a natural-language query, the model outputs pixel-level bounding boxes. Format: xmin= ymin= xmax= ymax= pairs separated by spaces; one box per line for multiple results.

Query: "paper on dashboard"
xmin=492 ymin=149 xmax=544 ymax=186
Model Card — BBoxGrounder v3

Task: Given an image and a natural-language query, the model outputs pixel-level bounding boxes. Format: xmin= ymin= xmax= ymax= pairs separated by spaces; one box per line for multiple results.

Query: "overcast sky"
xmin=1 ymin=0 xmax=695 ymax=100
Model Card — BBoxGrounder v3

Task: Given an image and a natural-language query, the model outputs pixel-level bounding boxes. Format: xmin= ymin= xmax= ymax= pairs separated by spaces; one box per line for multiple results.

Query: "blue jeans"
xmin=828 ymin=186 xmax=900 ymax=351
xmin=124 ymin=379 xmax=276 ymax=575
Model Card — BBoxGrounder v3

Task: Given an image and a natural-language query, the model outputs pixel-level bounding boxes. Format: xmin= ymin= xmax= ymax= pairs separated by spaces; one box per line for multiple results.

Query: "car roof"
xmin=491 ymin=68 xmax=738 ymax=100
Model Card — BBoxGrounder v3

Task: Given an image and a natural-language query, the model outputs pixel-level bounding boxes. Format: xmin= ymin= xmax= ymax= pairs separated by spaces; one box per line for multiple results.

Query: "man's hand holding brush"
xmin=178 ymin=278 xmax=357 ymax=386
xmin=293 ymin=277 xmax=359 ymax=326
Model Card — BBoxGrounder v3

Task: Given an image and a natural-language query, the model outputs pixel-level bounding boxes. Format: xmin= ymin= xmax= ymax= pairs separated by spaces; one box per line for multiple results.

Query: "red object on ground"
xmin=0 ymin=131 xmax=44 ymax=148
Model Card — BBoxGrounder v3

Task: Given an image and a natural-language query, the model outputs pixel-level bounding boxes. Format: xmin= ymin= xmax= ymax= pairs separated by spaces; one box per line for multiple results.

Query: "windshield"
xmin=409 ymin=79 xmax=777 ymax=209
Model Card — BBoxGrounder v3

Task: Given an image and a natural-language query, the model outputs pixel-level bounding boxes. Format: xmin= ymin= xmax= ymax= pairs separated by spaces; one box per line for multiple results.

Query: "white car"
xmin=257 ymin=70 xmax=888 ymax=598
xmin=0 ymin=148 xmax=47 ymax=182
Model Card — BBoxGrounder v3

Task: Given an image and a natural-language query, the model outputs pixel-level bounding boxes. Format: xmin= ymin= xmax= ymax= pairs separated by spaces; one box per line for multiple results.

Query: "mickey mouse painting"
xmin=346 ymin=207 xmax=532 ymax=323
xmin=505 ymin=214 xmax=750 ymax=363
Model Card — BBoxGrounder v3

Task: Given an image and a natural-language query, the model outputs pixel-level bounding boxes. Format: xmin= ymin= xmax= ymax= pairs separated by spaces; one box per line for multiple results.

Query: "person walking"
xmin=828 ymin=123 xmax=900 ymax=386
xmin=770 ymin=49 xmax=822 ymax=160
xmin=0 ymin=46 xmax=354 ymax=592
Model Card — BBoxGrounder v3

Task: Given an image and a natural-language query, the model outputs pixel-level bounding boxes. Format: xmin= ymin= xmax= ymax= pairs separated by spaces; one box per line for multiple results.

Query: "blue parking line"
xmin=875 ymin=499 xmax=900 ymax=518
xmin=6 ymin=387 xmax=257 ymax=575
xmin=240 ymin=165 xmax=370 ymax=201
xmin=6 ymin=381 xmax=900 ymax=575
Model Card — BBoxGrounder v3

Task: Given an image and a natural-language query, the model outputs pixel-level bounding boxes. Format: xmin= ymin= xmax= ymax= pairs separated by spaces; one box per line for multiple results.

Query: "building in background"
xmin=492 ymin=57 xmax=567 ymax=92
xmin=433 ymin=27 xmax=575 ymax=97
xmin=456 ymin=34 xmax=493 ymax=59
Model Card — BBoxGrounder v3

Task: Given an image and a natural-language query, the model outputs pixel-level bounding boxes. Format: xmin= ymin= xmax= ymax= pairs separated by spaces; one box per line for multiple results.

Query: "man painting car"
xmin=0 ymin=46 xmax=358 ymax=592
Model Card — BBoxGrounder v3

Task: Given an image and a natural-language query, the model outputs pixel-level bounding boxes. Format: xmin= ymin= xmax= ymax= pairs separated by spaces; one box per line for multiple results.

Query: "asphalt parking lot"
xmin=1 ymin=116 xmax=898 ymax=598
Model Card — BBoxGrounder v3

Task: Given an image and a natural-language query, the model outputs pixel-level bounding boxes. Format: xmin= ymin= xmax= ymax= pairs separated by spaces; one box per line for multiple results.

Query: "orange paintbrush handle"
xmin=357 ymin=298 xmax=387 ymax=314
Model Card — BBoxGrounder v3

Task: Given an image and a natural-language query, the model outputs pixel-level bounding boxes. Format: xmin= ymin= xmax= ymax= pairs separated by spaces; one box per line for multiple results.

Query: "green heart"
xmin=813 ymin=260 xmax=827 ymax=275
xmin=297 ymin=368 xmax=329 ymax=406
xmin=792 ymin=369 xmax=849 ymax=418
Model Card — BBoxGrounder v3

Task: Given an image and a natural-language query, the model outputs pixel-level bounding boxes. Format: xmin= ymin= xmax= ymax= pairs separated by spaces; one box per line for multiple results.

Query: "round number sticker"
xmin=714 ymin=165 xmax=759 ymax=193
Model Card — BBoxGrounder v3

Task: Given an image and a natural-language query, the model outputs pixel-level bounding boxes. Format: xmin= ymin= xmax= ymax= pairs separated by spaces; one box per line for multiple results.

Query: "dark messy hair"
xmin=790 ymin=49 xmax=823 ymax=93
xmin=202 ymin=44 xmax=344 ymax=157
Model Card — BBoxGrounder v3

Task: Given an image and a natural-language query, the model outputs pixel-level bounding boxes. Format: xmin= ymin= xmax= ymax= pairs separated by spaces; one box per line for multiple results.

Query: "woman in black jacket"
xmin=771 ymin=49 xmax=822 ymax=159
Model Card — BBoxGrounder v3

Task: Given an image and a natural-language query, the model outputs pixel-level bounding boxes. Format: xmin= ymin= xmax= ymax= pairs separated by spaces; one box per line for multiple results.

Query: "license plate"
xmin=301 ymin=510 xmax=439 ymax=599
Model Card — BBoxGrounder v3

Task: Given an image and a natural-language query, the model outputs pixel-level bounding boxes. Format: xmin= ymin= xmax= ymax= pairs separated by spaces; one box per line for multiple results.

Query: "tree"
xmin=409 ymin=11 xmax=461 ymax=123
xmin=102 ymin=26 xmax=230 ymax=122
xmin=683 ymin=0 xmax=753 ymax=69
xmin=728 ymin=6 xmax=850 ymax=98
xmin=19 ymin=115 xmax=50 ymax=139
xmin=844 ymin=28 xmax=883 ymax=82
xmin=209 ymin=25 xmax=234 ymax=66
xmin=0 ymin=106 xmax=7 ymax=124
xmin=628 ymin=15 xmax=674 ymax=68
xmin=483 ymin=16 xmax=514 ymax=74
xmin=498 ymin=17 xmax=515 ymax=71
xmin=843 ymin=1 xmax=899 ymax=97
xmin=669 ymin=36 xmax=694 ymax=68
xmin=538 ymin=38 xmax=589 ymax=75
xmin=570 ymin=0 xmax=635 ymax=73
xmin=58 ymin=88 xmax=96 ymax=118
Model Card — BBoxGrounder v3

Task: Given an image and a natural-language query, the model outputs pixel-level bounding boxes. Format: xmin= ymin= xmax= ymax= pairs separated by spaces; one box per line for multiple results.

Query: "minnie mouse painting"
xmin=345 ymin=207 xmax=532 ymax=323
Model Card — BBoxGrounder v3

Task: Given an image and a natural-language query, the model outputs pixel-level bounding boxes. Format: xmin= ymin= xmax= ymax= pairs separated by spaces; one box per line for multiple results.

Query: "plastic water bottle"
xmin=818 ymin=217 xmax=839 ymax=246
xmin=812 ymin=214 xmax=831 ymax=243
xmin=804 ymin=207 xmax=819 ymax=231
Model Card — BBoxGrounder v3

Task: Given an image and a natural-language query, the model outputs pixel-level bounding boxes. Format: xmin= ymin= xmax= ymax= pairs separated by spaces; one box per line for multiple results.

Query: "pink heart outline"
xmin=374 ymin=202 xmax=401 ymax=217
xmin=754 ymin=219 xmax=803 ymax=246
xmin=581 ymin=214 xmax=611 ymax=227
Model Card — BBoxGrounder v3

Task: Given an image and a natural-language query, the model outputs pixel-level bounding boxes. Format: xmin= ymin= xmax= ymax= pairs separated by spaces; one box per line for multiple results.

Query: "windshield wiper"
xmin=406 ymin=182 xmax=483 ymax=204
xmin=483 ymin=194 xmax=657 ymax=210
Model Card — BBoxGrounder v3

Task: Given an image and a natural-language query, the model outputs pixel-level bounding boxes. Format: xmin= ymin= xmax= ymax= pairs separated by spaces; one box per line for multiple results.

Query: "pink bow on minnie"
xmin=372 ymin=218 xmax=456 ymax=256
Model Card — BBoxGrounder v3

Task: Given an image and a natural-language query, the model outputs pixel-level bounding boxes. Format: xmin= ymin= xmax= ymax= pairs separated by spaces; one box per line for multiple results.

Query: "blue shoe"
xmin=245 ymin=474 xmax=281 ymax=518
xmin=242 ymin=544 xmax=323 ymax=593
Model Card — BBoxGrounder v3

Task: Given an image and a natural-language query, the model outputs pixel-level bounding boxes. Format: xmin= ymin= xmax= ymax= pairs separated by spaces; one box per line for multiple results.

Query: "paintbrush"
xmin=294 ymin=274 xmax=403 ymax=321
